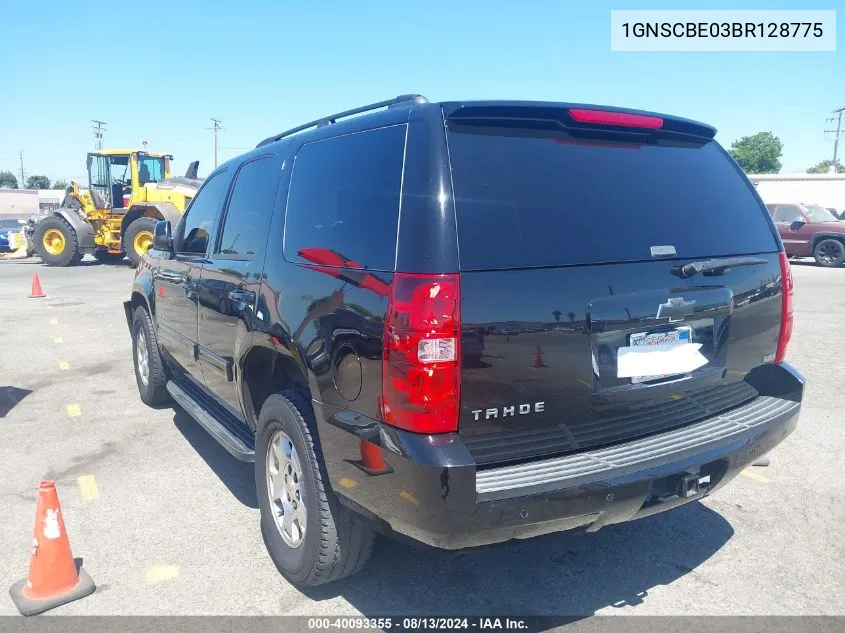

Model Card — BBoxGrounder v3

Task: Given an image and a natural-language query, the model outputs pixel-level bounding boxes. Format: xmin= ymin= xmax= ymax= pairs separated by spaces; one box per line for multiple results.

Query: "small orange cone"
xmin=9 ymin=481 xmax=95 ymax=616
xmin=532 ymin=344 xmax=546 ymax=368
xmin=358 ymin=440 xmax=391 ymax=475
xmin=29 ymin=273 xmax=46 ymax=298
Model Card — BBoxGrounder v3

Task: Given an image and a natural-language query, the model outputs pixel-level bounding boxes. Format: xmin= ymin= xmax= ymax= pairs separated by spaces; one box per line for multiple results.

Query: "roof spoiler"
xmin=444 ymin=103 xmax=717 ymax=141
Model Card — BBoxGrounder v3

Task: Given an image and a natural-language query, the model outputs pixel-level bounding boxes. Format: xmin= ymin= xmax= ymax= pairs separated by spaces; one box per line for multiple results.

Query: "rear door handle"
xmin=228 ymin=289 xmax=256 ymax=313
xmin=228 ymin=289 xmax=256 ymax=304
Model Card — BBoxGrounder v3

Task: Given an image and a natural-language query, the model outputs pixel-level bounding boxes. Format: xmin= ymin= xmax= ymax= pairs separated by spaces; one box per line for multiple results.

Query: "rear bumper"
xmin=315 ymin=363 xmax=803 ymax=550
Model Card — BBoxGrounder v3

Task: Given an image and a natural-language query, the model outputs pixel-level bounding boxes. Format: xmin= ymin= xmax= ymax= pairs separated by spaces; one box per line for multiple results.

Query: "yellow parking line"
xmin=58 ymin=361 xmax=70 ymax=371
xmin=66 ymin=404 xmax=81 ymax=417
xmin=741 ymin=469 xmax=771 ymax=484
xmin=54 ymin=337 xmax=64 ymax=344
xmin=399 ymin=491 xmax=420 ymax=506
xmin=338 ymin=478 xmax=358 ymax=489
xmin=49 ymin=319 xmax=58 ymax=325
xmin=145 ymin=565 xmax=179 ymax=583
xmin=77 ymin=475 xmax=100 ymax=501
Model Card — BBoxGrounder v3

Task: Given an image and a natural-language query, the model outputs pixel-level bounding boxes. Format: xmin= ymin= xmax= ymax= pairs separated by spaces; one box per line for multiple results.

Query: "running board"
xmin=166 ymin=381 xmax=255 ymax=462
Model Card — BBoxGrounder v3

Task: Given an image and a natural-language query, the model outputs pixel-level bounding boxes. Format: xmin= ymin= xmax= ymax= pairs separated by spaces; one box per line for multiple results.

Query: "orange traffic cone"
xmin=532 ymin=344 xmax=546 ymax=368
xmin=9 ymin=481 xmax=95 ymax=616
xmin=358 ymin=440 xmax=391 ymax=475
xmin=29 ymin=273 xmax=45 ymax=298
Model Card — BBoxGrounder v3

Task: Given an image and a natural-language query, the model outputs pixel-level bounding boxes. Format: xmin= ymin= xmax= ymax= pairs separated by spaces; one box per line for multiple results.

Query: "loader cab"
xmin=86 ymin=151 xmax=172 ymax=211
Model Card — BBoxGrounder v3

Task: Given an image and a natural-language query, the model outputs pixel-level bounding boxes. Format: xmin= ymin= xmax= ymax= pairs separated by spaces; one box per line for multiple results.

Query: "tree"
xmin=807 ymin=159 xmax=845 ymax=174
xmin=52 ymin=179 xmax=69 ymax=190
xmin=728 ymin=132 xmax=783 ymax=174
xmin=0 ymin=171 xmax=18 ymax=188
xmin=552 ymin=310 xmax=561 ymax=323
xmin=25 ymin=175 xmax=51 ymax=189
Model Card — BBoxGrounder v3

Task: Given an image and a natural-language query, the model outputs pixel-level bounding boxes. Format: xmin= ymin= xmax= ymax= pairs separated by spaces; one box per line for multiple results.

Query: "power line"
xmin=824 ymin=106 xmax=845 ymax=167
xmin=91 ymin=119 xmax=107 ymax=150
xmin=208 ymin=118 xmax=224 ymax=168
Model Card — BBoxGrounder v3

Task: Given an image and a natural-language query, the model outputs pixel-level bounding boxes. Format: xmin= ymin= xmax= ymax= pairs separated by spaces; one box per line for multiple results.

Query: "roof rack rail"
xmin=256 ymin=94 xmax=428 ymax=148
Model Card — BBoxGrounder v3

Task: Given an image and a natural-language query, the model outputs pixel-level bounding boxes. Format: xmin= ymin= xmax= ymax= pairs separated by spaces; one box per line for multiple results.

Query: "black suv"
xmin=125 ymin=95 xmax=803 ymax=588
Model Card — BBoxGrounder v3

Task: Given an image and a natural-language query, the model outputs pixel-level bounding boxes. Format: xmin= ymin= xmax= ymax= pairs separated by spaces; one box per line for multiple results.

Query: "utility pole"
xmin=18 ymin=151 xmax=25 ymax=189
xmin=209 ymin=118 xmax=223 ymax=168
xmin=825 ymin=106 xmax=845 ymax=167
xmin=91 ymin=119 xmax=107 ymax=150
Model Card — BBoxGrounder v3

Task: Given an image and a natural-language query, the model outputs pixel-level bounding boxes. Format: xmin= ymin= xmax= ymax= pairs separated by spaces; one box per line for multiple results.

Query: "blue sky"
xmin=0 ymin=0 xmax=841 ymax=183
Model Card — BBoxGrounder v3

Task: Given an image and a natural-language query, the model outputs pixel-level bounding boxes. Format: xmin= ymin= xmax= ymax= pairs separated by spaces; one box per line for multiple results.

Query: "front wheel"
xmin=34 ymin=216 xmax=82 ymax=266
xmin=124 ymin=217 xmax=158 ymax=267
xmin=131 ymin=306 xmax=170 ymax=406
xmin=813 ymin=239 xmax=845 ymax=267
xmin=256 ymin=391 xmax=374 ymax=587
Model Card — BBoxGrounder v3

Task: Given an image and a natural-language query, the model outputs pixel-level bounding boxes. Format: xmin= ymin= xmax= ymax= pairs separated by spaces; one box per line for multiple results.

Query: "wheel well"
xmin=241 ymin=348 xmax=309 ymax=429
xmin=812 ymin=234 xmax=845 ymax=250
xmin=130 ymin=290 xmax=149 ymax=315
xmin=122 ymin=207 xmax=163 ymax=236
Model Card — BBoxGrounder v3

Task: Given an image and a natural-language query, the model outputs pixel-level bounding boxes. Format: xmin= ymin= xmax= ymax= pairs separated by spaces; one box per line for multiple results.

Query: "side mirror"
xmin=790 ymin=218 xmax=806 ymax=230
xmin=153 ymin=220 xmax=173 ymax=252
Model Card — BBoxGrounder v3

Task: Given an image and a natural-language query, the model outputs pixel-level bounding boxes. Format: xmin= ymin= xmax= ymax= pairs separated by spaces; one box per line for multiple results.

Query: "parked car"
xmin=0 ymin=219 xmax=25 ymax=254
xmin=126 ymin=95 xmax=803 ymax=588
xmin=766 ymin=202 xmax=845 ymax=267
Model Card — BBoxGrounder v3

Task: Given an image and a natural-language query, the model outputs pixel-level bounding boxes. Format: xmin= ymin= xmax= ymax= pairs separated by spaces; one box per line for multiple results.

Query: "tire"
xmin=34 ymin=216 xmax=82 ymax=267
xmin=131 ymin=306 xmax=170 ymax=406
xmin=94 ymin=249 xmax=125 ymax=264
xmin=256 ymin=391 xmax=375 ymax=587
xmin=124 ymin=216 xmax=158 ymax=267
xmin=813 ymin=238 xmax=845 ymax=267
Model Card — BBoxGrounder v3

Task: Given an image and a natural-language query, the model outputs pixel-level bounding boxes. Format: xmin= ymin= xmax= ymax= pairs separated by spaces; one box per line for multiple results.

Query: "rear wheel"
xmin=256 ymin=391 xmax=374 ymax=587
xmin=124 ymin=217 xmax=158 ymax=267
xmin=93 ymin=249 xmax=125 ymax=264
xmin=34 ymin=216 xmax=82 ymax=267
xmin=813 ymin=239 xmax=845 ymax=267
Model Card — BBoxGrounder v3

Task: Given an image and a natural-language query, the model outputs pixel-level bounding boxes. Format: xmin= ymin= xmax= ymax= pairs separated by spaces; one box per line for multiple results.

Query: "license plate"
xmin=629 ymin=327 xmax=691 ymax=384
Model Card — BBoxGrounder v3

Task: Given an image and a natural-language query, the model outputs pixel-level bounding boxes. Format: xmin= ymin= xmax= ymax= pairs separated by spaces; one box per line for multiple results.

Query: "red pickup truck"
xmin=766 ymin=203 xmax=845 ymax=267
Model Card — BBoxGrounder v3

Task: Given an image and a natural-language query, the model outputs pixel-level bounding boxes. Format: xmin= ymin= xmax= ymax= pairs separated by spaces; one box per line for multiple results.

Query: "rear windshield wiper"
xmin=672 ymin=256 xmax=768 ymax=279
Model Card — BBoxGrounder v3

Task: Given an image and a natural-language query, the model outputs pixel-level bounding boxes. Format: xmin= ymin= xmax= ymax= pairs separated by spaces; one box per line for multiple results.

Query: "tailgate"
xmin=445 ymin=105 xmax=783 ymax=466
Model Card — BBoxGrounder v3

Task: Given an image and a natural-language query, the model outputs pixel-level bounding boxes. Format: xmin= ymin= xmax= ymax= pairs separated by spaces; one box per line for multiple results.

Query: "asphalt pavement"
xmin=0 ymin=256 xmax=843 ymax=617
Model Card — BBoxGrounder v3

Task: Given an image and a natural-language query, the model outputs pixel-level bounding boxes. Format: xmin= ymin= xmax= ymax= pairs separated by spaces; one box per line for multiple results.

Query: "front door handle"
xmin=181 ymin=276 xmax=197 ymax=301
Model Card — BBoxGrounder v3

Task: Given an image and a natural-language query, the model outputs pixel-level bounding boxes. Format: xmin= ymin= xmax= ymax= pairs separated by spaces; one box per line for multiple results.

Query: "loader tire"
xmin=34 ymin=216 xmax=82 ymax=267
xmin=124 ymin=217 xmax=158 ymax=267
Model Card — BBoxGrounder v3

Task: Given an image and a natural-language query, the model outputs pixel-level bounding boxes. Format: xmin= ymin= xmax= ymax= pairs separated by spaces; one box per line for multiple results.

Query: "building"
xmin=0 ymin=189 xmax=67 ymax=220
xmin=37 ymin=189 xmax=66 ymax=212
xmin=748 ymin=173 xmax=845 ymax=216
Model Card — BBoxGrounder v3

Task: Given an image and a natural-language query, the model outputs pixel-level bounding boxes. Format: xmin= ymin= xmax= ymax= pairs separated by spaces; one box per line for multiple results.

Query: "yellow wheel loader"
xmin=34 ymin=150 xmax=202 ymax=267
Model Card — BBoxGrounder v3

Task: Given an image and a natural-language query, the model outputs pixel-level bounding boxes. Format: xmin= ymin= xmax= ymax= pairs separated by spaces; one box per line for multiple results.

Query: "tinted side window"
xmin=179 ymin=171 xmax=229 ymax=255
xmin=773 ymin=205 xmax=802 ymax=223
xmin=284 ymin=125 xmax=406 ymax=271
xmin=217 ymin=156 xmax=279 ymax=258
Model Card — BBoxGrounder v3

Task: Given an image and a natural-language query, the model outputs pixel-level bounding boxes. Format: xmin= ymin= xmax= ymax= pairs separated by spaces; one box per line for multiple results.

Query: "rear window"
xmin=447 ymin=124 xmax=778 ymax=270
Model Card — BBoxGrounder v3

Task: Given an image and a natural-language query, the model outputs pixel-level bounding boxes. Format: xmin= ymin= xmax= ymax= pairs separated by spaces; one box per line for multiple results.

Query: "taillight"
xmin=381 ymin=273 xmax=461 ymax=434
xmin=568 ymin=108 xmax=664 ymax=129
xmin=775 ymin=251 xmax=793 ymax=363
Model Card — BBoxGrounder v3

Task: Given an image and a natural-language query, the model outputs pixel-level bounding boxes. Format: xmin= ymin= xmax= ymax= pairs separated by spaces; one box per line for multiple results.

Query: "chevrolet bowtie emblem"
xmin=657 ymin=297 xmax=696 ymax=322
